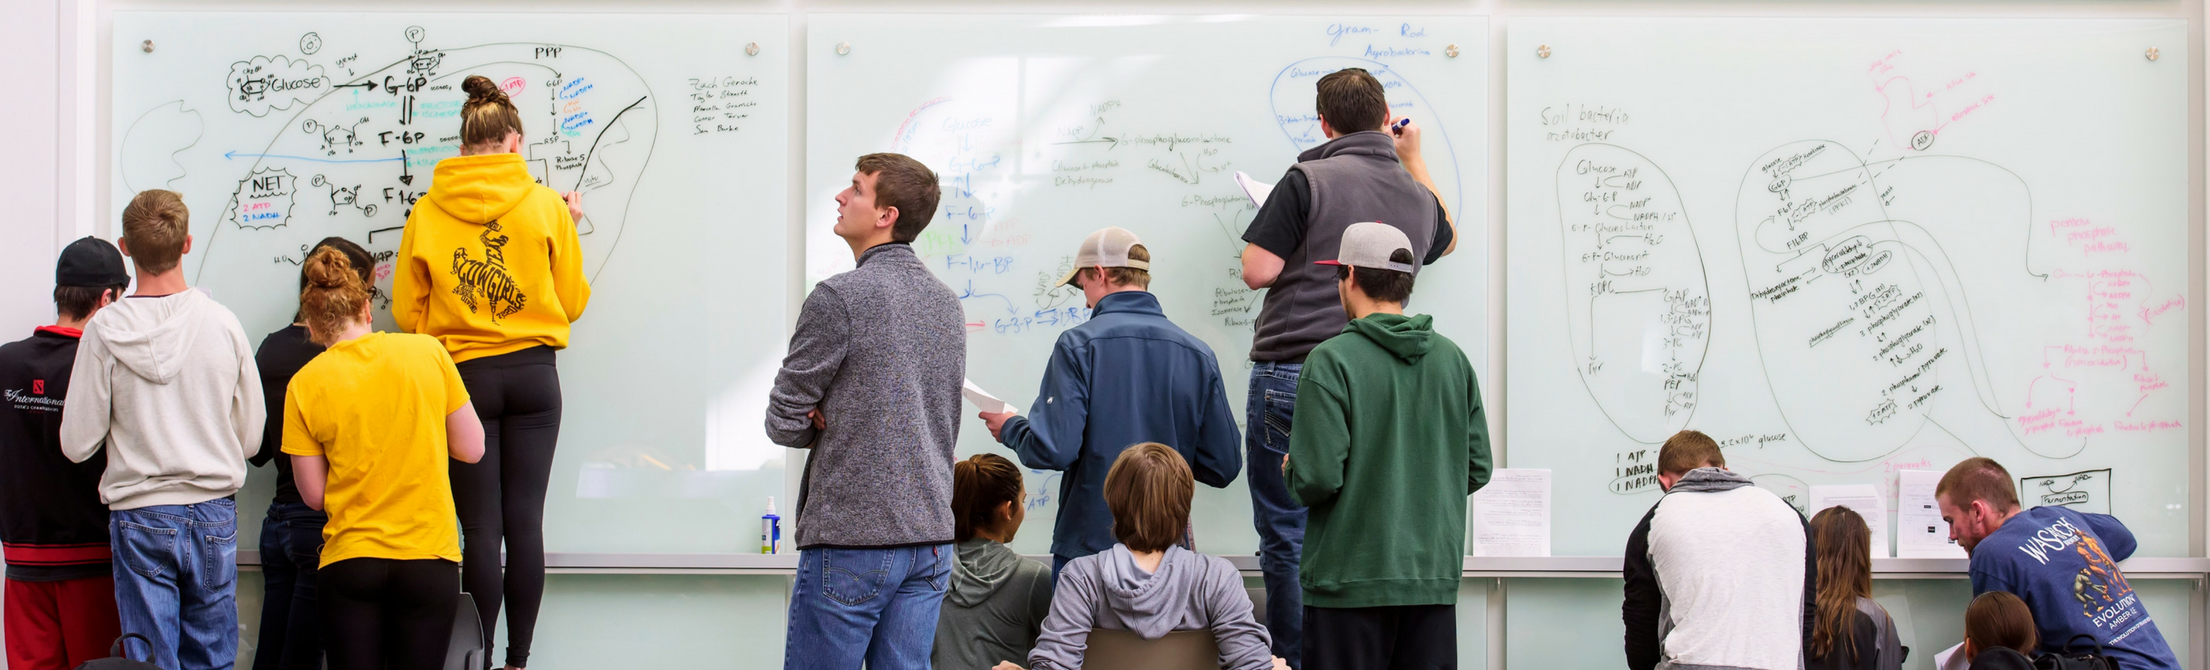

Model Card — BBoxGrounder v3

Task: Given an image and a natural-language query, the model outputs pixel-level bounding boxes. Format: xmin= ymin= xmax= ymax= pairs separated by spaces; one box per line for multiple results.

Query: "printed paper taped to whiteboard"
xmin=1897 ymin=470 xmax=1967 ymax=558
xmin=962 ymin=379 xmax=1018 ymax=415
xmin=1234 ymin=171 xmax=1274 ymax=207
xmin=1809 ymin=484 xmax=1889 ymax=557
xmin=1472 ymin=469 xmax=1549 ymax=557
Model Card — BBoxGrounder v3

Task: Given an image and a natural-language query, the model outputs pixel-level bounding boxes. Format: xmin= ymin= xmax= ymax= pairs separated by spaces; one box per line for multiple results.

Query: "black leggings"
xmin=321 ymin=558 xmax=460 ymax=670
xmin=452 ymin=346 xmax=561 ymax=668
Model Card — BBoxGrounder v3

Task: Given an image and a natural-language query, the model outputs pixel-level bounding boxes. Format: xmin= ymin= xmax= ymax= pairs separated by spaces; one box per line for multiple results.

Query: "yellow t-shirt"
xmin=282 ymin=332 xmax=470 ymax=567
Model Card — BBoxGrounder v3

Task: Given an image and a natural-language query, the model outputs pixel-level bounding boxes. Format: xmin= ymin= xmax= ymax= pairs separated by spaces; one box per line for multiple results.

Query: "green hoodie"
xmin=1284 ymin=312 xmax=1491 ymax=608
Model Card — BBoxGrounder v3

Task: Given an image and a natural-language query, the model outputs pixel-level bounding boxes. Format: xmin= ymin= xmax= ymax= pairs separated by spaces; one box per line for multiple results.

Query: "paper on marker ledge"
xmin=1472 ymin=469 xmax=1550 ymax=557
xmin=962 ymin=379 xmax=1018 ymax=415
xmin=1234 ymin=171 xmax=1274 ymax=207
xmin=1809 ymin=484 xmax=1890 ymax=558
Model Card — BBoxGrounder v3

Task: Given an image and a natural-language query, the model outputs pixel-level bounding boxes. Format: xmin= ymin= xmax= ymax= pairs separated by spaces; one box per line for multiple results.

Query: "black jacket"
xmin=0 ymin=327 xmax=111 ymax=580
xmin=250 ymin=325 xmax=323 ymax=506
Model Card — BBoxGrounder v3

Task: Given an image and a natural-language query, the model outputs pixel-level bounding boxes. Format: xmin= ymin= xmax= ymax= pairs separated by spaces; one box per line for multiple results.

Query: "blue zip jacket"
xmin=997 ymin=291 xmax=1242 ymax=559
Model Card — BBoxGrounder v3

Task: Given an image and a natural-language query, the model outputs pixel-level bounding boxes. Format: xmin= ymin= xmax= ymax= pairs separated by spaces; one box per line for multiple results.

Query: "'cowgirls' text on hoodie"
xmin=59 ymin=290 xmax=264 ymax=510
xmin=1970 ymin=506 xmax=2179 ymax=670
xmin=394 ymin=152 xmax=591 ymax=363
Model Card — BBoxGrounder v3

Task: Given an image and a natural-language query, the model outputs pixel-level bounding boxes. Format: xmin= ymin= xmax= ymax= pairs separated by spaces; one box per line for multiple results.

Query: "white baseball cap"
xmin=1057 ymin=226 xmax=1150 ymax=287
xmin=1315 ymin=222 xmax=1416 ymax=272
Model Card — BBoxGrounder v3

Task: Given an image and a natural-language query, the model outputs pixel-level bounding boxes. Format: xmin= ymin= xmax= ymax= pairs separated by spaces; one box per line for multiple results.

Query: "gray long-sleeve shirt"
xmin=766 ymin=243 xmax=965 ymax=548
xmin=1029 ymin=545 xmax=1273 ymax=670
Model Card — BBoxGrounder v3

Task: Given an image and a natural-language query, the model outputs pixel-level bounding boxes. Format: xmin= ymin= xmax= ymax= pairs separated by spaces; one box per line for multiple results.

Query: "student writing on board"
xmin=977 ymin=226 xmax=1242 ymax=581
xmin=391 ymin=75 xmax=591 ymax=670
xmin=1236 ymin=67 xmax=1459 ymax=667
xmin=248 ymin=236 xmax=375 ymax=670
xmin=766 ymin=154 xmax=965 ymax=670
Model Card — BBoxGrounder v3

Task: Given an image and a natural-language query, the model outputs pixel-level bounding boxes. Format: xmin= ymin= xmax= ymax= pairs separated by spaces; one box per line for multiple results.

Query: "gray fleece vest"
xmin=1251 ymin=130 xmax=1438 ymax=362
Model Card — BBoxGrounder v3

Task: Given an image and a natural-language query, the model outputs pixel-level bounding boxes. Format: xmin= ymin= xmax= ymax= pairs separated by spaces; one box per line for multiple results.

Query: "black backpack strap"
xmin=109 ymin=633 xmax=152 ymax=661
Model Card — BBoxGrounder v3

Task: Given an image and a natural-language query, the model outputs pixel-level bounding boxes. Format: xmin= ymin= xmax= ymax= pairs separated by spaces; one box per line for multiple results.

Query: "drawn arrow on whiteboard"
xmin=1051 ymin=137 xmax=1121 ymax=149
xmin=331 ymin=81 xmax=377 ymax=91
xmin=399 ymin=150 xmax=413 ymax=185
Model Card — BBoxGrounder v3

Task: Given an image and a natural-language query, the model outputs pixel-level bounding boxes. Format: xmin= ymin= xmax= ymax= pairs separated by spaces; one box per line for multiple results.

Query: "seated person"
xmin=999 ymin=443 xmax=1284 ymax=670
xmin=1806 ymin=506 xmax=1905 ymax=670
xmin=936 ymin=454 xmax=1055 ymax=669
xmin=1963 ymin=592 xmax=2038 ymax=670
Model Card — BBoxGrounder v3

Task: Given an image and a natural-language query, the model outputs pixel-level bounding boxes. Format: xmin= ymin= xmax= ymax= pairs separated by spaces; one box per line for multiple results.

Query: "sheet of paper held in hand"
xmin=962 ymin=379 xmax=1018 ymax=415
xmin=1896 ymin=469 xmax=1969 ymax=559
xmin=1472 ymin=468 xmax=1551 ymax=557
xmin=1234 ymin=171 xmax=1274 ymax=208
xmin=1809 ymin=484 xmax=1890 ymax=557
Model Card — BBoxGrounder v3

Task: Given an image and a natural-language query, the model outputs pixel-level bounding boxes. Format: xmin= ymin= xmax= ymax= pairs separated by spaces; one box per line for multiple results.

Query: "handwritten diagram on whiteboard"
xmin=114 ymin=13 xmax=793 ymax=555
xmin=1507 ymin=18 xmax=2189 ymax=556
xmin=808 ymin=15 xmax=1488 ymax=557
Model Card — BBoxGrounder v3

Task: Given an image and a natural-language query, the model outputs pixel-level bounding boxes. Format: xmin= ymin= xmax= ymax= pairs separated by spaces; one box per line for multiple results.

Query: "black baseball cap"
xmin=57 ymin=236 xmax=130 ymax=288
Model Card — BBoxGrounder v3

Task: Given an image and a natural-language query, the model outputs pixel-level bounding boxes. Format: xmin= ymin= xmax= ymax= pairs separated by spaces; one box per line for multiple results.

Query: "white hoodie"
xmin=60 ymin=289 xmax=263 ymax=510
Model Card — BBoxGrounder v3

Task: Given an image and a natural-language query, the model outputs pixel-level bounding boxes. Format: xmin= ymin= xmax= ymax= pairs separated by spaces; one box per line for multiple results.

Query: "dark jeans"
xmin=320 ymin=558 xmax=459 ymax=670
xmin=252 ymin=501 xmax=327 ymax=670
xmin=1301 ymin=604 xmax=1456 ymax=670
xmin=110 ymin=499 xmax=237 ymax=670
xmin=452 ymin=346 xmax=561 ymax=669
xmin=1248 ymin=361 xmax=1306 ymax=667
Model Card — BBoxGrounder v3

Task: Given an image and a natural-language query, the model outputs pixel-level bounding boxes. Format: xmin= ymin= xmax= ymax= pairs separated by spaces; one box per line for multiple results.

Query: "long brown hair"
xmin=459 ymin=75 xmax=523 ymax=150
xmin=1103 ymin=443 xmax=1193 ymax=553
xmin=1809 ymin=506 xmax=1873 ymax=660
xmin=1965 ymin=591 xmax=2038 ymax=657
xmin=299 ymin=246 xmax=370 ymax=346
xmin=951 ymin=454 xmax=1022 ymax=542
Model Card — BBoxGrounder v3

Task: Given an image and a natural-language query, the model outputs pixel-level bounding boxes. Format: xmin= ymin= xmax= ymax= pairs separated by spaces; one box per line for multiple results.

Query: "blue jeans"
xmin=111 ymin=498 xmax=239 ymax=670
xmin=252 ymin=501 xmax=327 ymax=670
xmin=784 ymin=544 xmax=951 ymax=670
xmin=1248 ymin=361 xmax=1306 ymax=668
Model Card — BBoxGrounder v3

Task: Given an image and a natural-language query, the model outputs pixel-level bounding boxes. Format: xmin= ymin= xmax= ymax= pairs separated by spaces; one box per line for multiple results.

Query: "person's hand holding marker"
xmin=1390 ymin=117 xmax=1421 ymax=162
xmin=563 ymin=191 xmax=585 ymax=225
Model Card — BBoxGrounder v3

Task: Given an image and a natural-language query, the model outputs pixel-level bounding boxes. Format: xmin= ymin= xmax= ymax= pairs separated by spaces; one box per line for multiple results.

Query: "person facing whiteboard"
xmin=976 ymin=226 xmax=1242 ymax=580
xmin=391 ymin=74 xmax=591 ymax=670
xmin=282 ymin=247 xmax=486 ymax=670
xmin=1236 ymin=67 xmax=1458 ymax=667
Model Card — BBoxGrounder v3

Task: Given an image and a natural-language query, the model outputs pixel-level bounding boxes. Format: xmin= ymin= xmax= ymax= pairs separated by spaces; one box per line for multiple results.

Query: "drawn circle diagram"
xmin=299 ymin=32 xmax=322 ymax=55
xmin=1733 ymin=140 xmax=2035 ymax=462
xmin=1267 ymin=57 xmax=1463 ymax=216
xmin=182 ymin=39 xmax=657 ymax=327
xmin=1555 ymin=143 xmax=1711 ymax=444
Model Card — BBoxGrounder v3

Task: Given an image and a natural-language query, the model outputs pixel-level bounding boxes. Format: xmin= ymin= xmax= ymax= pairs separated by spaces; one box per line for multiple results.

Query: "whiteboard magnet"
xmin=836 ymin=42 xmax=852 ymax=56
xmin=142 ymin=40 xmax=153 ymax=53
xmin=1537 ymin=44 xmax=1551 ymax=58
xmin=1445 ymin=44 xmax=1460 ymax=58
xmin=2145 ymin=47 xmax=2160 ymax=61
xmin=746 ymin=42 xmax=761 ymax=56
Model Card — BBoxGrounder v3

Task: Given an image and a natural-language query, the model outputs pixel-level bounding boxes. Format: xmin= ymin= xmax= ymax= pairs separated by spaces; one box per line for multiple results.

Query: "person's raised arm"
xmin=1192 ymin=363 xmax=1243 ymax=488
xmin=1239 ymin=170 xmax=1308 ymax=290
xmin=993 ymin=336 xmax=1089 ymax=472
xmin=766 ymin=287 xmax=853 ymax=448
xmin=291 ymin=455 xmax=328 ymax=510
xmin=549 ymin=192 xmax=592 ymax=322
xmin=1241 ymin=245 xmax=1286 ymax=290
xmin=59 ymin=326 xmax=113 ymax=463
xmin=391 ymin=218 xmax=429 ymax=332
xmin=446 ymin=403 xmax=485 ymax=464
xmin=1393 ymin=119 xmax=1458 ymax=257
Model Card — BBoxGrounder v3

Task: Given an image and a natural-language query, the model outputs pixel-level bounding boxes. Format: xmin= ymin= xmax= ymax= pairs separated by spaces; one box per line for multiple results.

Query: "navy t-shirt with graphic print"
xmin=1968 ymin=505 xmax=2179 ymax=670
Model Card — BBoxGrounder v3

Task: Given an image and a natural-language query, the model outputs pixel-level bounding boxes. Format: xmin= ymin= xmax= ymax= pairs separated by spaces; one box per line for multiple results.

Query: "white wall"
xmin=1 ymin=1 xmax=62 ymax=337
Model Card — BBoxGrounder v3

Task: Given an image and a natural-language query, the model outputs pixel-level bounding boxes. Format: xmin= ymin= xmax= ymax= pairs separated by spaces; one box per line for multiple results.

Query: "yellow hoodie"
xmin=393 ymin=153 xmax=590 ymax=362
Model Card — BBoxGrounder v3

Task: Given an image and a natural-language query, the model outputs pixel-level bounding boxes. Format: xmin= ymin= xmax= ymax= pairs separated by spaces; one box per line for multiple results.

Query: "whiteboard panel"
xmin=1507 ymin=19 xmax=2190 ymax=555
xmin=112 ymin=13 xmax=790 ymax=554
xmin=808 ymin=14 xmax=1488 ymax=557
